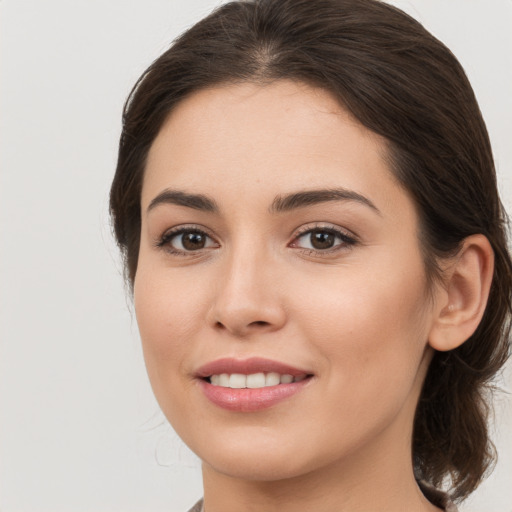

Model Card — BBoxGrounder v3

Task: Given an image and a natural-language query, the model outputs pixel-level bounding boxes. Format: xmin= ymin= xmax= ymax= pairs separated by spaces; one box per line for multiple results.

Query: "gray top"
xmin=187 ymin=483 xmax=459 ymax=511
xmin=187 ymin=499 xmax=204 ymax=512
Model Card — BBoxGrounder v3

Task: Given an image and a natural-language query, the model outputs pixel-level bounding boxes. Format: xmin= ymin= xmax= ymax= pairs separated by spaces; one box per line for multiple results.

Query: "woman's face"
xmin=135 ymin=81 xmax=441 ymax=482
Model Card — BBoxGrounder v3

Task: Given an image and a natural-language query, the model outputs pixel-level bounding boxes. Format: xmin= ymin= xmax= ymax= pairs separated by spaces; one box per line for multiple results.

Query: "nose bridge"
xmin=226 ymin=234 xmax=264 ymax=292
xmin=209 ymin=234 xmax=285 ymax=336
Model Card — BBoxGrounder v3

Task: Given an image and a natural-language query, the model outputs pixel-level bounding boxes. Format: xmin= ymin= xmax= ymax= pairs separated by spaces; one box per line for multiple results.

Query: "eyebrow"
xmin=270 ymin=188 xmax=381 ymax=215
xmin=147 ymin=187 xmax=380 ymax=216
xmin=147 ymin=189 xmax=219 ymax=213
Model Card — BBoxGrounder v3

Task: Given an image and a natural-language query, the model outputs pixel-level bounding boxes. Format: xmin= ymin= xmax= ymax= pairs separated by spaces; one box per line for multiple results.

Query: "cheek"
xmin=133 ymin=265 xmax=204 ymax=381
xmin=133 ymin=265 xmax=210 ymax=426
xmin=293 ymin=256 xmax=431 ymax=399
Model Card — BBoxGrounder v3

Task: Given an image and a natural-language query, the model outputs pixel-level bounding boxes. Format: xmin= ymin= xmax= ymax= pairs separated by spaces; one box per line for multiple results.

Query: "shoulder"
xmin=187 ymin=498 xmax=204 ymax=512
xmin=186 ymin=492 xmax=460 ymax=512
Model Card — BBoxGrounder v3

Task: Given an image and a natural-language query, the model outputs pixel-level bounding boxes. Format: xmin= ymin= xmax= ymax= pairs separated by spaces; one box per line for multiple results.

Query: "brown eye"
xmin=159 ymin=228 xmax=218 ymax=253
xmin=292 ymin=227 xmax=357 ymax=253
xmin=181 ymin=232 xmax=207 ymax=250
xmin=310 ymin=230 xmax=336 ymax=249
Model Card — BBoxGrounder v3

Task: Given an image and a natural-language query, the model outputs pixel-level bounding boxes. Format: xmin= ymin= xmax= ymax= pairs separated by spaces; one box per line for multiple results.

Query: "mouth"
xmin=206 ymin=372 xmax=308 ymax=388
xmin=195 ymin=357 xmax=314 ymax=412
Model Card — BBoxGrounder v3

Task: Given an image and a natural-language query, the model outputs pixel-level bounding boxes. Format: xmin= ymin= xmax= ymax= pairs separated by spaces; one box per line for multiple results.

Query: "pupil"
xmin=311 ymin=230 xmax=334 ymax=249
xmin=182 ymin=232 xmax=205 ymax=250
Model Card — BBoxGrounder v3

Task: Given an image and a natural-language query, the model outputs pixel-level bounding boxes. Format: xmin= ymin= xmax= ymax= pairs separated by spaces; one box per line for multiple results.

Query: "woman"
xmin=110 ymin=0 xmax=512 ymax=510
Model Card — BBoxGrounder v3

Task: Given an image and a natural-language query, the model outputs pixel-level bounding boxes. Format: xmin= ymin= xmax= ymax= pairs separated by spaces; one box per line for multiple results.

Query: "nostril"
xmin=213 ymin=319 xmax=271 ymax=335
xmin=211 ymin=306 xmax=285 ymax=335
xmin=250 ymin=321 xmax=270 ymax=327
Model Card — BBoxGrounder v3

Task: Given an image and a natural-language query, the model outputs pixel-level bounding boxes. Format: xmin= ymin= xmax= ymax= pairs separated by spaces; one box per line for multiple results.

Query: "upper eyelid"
xmin=291 ymin=222 xmax=357 ymax=240
xmin=161 ymin=224 xmax=216 ymax=238
xmin=158 ymin=222 xmax=353 ymax=236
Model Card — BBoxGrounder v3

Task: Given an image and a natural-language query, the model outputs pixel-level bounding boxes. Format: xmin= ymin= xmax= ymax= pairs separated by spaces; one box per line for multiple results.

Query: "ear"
xmin=428 ymin=234 xmax=494 ymax=352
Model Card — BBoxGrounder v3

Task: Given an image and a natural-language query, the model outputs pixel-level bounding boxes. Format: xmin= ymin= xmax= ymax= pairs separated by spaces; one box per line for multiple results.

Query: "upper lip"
xmin=195 ymin=357 xmax=311 ymax=378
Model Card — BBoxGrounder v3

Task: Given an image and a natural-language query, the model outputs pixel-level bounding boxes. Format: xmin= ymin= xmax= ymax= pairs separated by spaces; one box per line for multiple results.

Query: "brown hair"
xmin=110 ymin=0 xmax=512 ymax=502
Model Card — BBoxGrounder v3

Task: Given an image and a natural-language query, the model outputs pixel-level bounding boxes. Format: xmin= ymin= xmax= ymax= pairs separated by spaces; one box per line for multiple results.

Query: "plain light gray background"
xmin=1 ymin=1 xmax=511 ymax=511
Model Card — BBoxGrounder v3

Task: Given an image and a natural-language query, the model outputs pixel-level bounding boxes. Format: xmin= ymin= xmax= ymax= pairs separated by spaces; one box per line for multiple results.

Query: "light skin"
xmin=134 ymin=80 xmax=494 ymax=512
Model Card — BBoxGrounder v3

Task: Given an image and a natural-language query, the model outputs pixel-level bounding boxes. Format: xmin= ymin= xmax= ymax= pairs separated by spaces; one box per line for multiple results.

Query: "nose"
xmin=207 ymin=243 xmax=287 ymax=338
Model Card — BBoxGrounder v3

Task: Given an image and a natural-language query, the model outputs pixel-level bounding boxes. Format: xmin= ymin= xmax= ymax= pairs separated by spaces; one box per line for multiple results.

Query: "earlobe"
xmin=428 ymin=234 xmax=494 ymax=352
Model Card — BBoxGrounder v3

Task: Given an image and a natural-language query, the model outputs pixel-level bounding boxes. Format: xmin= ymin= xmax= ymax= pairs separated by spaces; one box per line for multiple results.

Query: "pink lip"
xmin=195 ymin=357 xmax=310 ymax=378
xmin=195 ymin=357 xmax=313 ymax=412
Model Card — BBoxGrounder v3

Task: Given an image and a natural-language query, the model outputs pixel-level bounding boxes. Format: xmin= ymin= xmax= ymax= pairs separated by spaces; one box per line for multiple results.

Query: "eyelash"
xmin=155 ymin=225 xmax=216 ymax=256
xmin=290 ymin=224 xmax=358 ymax=256
xmin=155 ymin=223 xmax=358 ymax=257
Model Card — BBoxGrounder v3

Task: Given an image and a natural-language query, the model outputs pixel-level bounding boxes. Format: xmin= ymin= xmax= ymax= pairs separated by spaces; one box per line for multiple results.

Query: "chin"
xmin=191 ymin=427 xmax=343 ymax=483
xmin=204 ymin=452 xmax=310 ymax=482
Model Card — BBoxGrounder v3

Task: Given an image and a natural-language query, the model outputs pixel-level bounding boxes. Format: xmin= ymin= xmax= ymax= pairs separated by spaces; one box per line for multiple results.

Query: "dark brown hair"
xmin=110 ymin=0 xmax=512 ymax=502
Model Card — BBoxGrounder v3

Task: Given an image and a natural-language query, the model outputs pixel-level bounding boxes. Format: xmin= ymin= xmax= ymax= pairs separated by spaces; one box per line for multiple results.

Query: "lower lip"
xmin=198 ymin=378 xmax=312 ymax=412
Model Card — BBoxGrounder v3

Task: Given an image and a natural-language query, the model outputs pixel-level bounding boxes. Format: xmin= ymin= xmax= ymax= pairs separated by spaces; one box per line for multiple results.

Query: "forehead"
xmin=142 ymin=80 xmax=405 ymax=216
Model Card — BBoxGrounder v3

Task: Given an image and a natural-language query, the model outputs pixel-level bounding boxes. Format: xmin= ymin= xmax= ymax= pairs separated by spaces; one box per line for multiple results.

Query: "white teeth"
xmin=265 ymin=372 xmax=280 ymax=386
xmin=209 ymin=372 xmax=307 ymax=388
xmin=247 ymin=372 xmax=266 ymax=388
xmin=229 ymin=373 xmax=247 ymax=388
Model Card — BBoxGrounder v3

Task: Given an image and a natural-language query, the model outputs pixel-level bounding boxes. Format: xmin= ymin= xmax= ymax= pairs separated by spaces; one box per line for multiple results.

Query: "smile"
xmin=196 ymin=358 xmax=314 ymax=412
xmin=209 ymin=372 xmax=307 ymax=388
